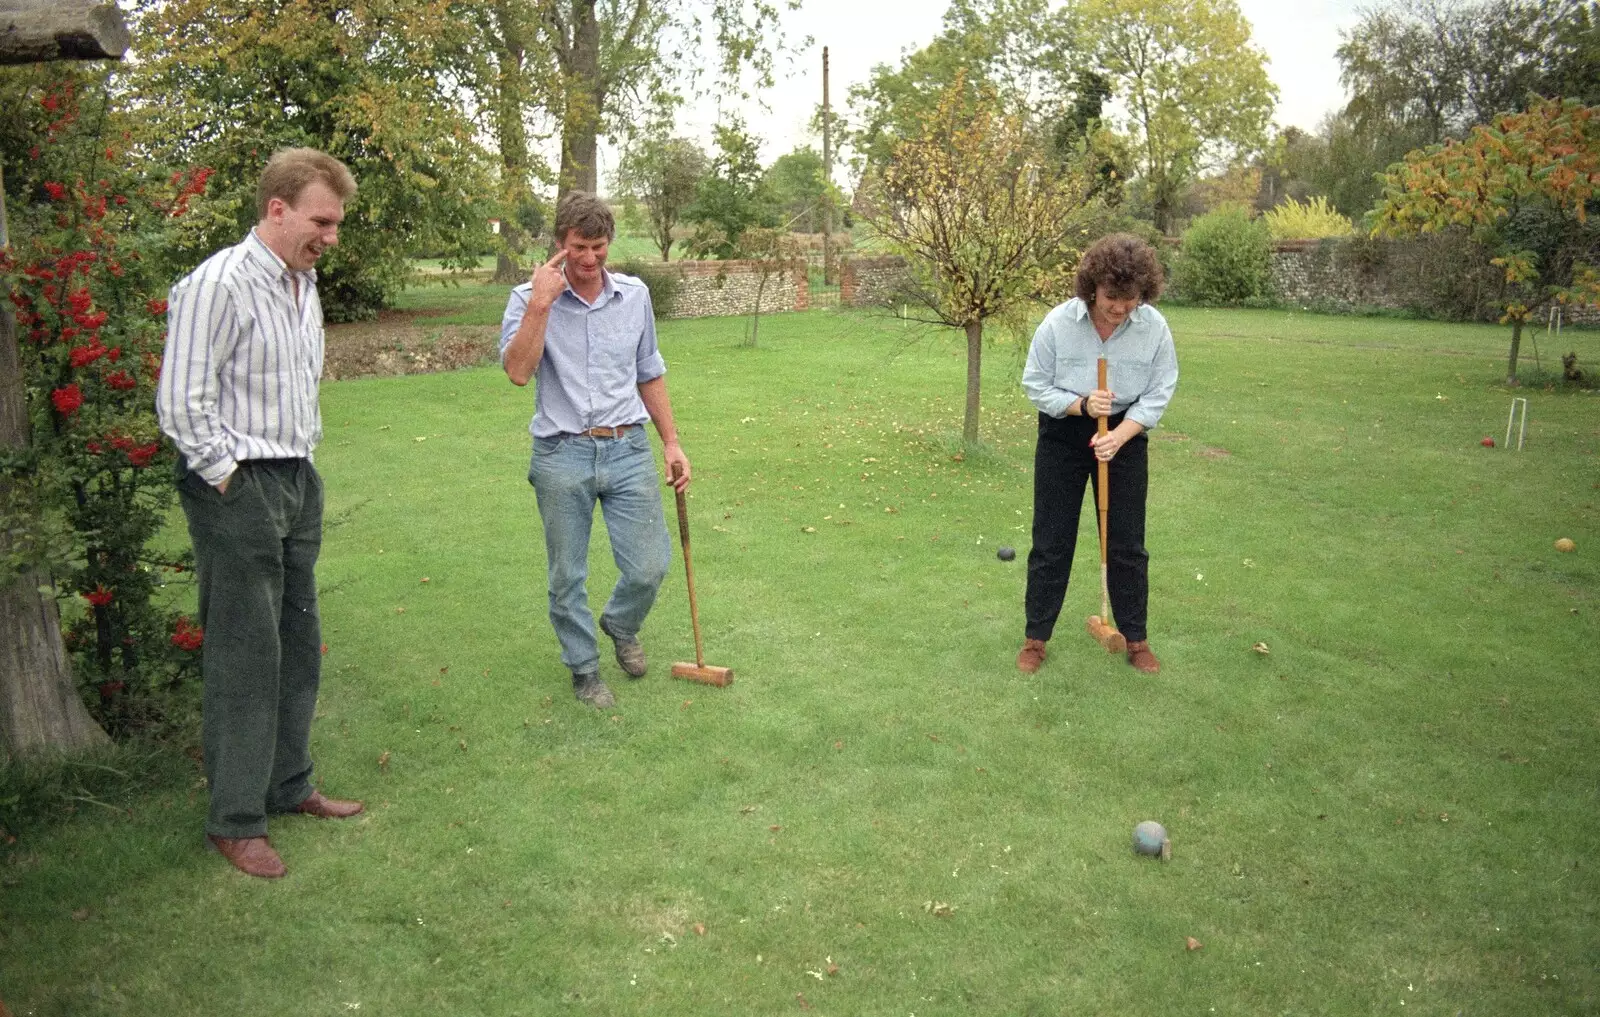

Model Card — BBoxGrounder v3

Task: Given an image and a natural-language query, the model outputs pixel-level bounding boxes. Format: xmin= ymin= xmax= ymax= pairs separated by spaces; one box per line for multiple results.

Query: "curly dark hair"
xmin=1074 ymin=232 xmax=1163 ymax=304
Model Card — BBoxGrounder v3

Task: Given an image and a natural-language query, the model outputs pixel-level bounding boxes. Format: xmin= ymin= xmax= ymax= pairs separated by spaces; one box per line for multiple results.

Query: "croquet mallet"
xmin=669 ymin=463 xmax=733 ymax=686
xmin=1086 ymin=356 xmax=1128 ymax=654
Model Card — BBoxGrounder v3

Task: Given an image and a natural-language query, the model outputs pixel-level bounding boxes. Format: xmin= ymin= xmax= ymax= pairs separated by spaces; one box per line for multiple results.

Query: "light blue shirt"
xmin=157 ymin=230 xmax=324 ymax=485
xmin=499 ymin=270 xmax=667 ymax=438
xmin=1021 ymin=298 xmax=1178 ymax=430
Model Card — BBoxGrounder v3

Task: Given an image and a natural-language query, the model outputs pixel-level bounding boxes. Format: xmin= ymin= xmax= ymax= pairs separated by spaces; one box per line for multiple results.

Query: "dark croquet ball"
xmin=997 ymin=546 xmax=1016 ymax=562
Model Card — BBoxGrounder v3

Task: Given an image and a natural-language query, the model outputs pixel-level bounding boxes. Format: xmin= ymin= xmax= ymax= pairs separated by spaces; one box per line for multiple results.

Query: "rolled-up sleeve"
xmin=1022 ymin=316 xmax=1075 ymax=418
xmin=156 ymin=276 xmax=241 ymax=485
xmin=499 ymin=286 xmax=529 ymax=364
xmin=1126 ymin=321 xmax=1178 ymax=430
xmin=634 ymin=289 xmax=666 ymax=382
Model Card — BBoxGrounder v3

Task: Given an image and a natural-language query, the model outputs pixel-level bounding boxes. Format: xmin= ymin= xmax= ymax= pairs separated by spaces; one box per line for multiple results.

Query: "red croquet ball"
xmin=1480 ymin=437 xmax=1495 ymax=447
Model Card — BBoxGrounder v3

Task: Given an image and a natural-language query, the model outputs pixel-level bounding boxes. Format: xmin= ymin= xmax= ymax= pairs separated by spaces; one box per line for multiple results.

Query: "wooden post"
xmin=821 ymin=45 xmax=834 ymax=286
xmin=0 ymin=0 xmax=130 ymax=65
xmin=0 ymin=0 xmax=128 ymax=757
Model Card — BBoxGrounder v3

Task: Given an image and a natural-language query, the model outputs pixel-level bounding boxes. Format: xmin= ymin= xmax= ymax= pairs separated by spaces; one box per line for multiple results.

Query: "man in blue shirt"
xmin=500 ymin=193 xmax=691 ymax=708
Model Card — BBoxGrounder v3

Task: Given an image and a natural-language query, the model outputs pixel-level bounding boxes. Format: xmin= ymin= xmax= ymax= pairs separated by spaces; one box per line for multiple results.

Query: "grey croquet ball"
xmin=997 ymin=546 xmax=1017 ymax=562
xmin=1133 ymin=820 xmax=1168 ymax=857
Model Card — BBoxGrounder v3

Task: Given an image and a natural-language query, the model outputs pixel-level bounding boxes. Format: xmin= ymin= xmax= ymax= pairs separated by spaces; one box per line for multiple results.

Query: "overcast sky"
xmin=599 ymin=0 xmax=1369 ymax=187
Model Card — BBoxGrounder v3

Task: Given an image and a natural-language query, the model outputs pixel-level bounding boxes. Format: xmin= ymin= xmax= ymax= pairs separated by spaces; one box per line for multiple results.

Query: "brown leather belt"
xmin=576 ymin=424 xmax=637 ymax=438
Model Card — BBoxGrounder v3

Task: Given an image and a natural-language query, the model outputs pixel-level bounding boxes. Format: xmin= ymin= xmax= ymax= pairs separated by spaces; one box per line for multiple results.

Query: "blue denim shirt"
xmin=1021 ymin=298 xmax=1178 ymax=430
xmin=500 ymin=270 xmax=667 ymax=438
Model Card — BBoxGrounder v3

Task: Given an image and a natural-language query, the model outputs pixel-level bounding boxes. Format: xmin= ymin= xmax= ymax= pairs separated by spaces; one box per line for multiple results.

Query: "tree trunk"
xmin=963 ymin=319 xmax=983 ymax=444
xmin=556 ymin=0 xmax=602 ymax=203
xmin=748 ymin=269 xmax=767 ymax=348
xmin=1506 ymin=318 xmax=1523 ymax=386
xmin=0 ymin=0 xmax=129 ymax=65
xmin=491 ymin=0 xmax=533 ymax=284
xmin=0 ymin=159 xmax=108 ymax=757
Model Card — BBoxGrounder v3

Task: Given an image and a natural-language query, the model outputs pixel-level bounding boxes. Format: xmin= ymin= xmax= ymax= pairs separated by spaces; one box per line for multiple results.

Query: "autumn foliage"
xmin=1374 ymin=98 xmax=1600 ymax=383
xmin=1 ymin=69 xmax=204 ymax=733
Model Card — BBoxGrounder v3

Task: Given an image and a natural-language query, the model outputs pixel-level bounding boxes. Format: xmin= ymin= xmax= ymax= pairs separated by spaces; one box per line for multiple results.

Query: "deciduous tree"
xmin=533 ymin=0 xmax=798 ymax=204
xmin=615 ymin=133 xmax=706 ymax=260
xmin=1077 ymin=0 xmax=1276 ymax=234
xmin=861 ymin=78 xmax=1109 ymax=445
xmin=1373 ymin=98 xmax=1600 ymax=383
xmin=128 ymin=0 xmax=494 ymax=321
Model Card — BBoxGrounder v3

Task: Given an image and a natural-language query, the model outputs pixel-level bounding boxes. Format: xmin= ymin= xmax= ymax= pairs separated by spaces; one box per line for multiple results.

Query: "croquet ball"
xmin=1133 ymin=820 xmax=1167 ymax=856
xmin=997 ymin=546 xmax=1017 ymax=562
xmin=1480 ymin=436 xmax=1495 ymax=447
xmin=1555 ymin=537 xmax=1576 ymax=552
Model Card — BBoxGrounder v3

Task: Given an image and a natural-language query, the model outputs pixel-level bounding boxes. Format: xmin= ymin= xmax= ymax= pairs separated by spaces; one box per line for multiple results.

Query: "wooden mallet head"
xmin=672 ymin=662 xmax=733 ymax=686
xmin=1086 ymin=614 xmax=1127 ymax=654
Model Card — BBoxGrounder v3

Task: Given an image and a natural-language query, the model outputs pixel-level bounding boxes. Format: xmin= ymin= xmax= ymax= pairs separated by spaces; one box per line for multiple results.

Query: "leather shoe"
xmin=1016 ymin=638 xmax=1048 ymax=674
xmin=296 ymin=789 xmax=364 ymax=819
xmin=1126 ymin=640 xmax=1161 ymax=674
xmin=206 ymin=834 xmax=286 ymax=879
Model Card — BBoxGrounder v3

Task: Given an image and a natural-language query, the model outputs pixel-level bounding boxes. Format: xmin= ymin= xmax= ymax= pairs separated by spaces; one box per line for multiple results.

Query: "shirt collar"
xmin=563 ymin=268 xmax=619 ymax=309
xmin=246 ymin=228 xmax=316 ymax=284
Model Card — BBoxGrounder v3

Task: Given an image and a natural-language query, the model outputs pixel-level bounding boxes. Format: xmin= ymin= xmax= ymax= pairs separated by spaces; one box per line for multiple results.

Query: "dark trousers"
xmin=1024 ymin=411 xmax=1150 ymax=644
xmin=178 ymin=458 xmax=323 ymax=839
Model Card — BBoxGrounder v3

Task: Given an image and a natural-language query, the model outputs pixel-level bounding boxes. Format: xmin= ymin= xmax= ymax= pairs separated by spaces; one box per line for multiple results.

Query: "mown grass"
xmin=2 ymin=307 xmax=1597 ymax=1016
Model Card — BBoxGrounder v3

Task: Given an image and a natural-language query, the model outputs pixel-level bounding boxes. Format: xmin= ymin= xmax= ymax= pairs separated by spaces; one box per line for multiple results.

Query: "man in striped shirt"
xmin=157 ymin=148 xmax=364 ymax=879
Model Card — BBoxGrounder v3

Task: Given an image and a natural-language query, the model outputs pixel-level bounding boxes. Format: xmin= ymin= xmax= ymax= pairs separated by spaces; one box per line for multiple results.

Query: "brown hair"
xmin=554 ymin=191 xmax=615 ymax=244
xmin=1074 ymin=232 xmax=1163 ymax=304
xmin=256 ymin=148 xmax=357 ymax=218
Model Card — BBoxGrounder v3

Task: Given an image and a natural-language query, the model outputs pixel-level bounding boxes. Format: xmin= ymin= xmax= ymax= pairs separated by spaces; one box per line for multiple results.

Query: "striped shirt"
xmin=1022 ymin=298 xmax=1179 ymax=430
xmin=156 ymin=229 xmax=325 ymax=485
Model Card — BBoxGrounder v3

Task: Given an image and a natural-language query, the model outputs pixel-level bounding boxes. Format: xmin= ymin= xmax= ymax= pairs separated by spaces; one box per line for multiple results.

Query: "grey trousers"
xmin=178 ymin=458 xmax=323 ymax=839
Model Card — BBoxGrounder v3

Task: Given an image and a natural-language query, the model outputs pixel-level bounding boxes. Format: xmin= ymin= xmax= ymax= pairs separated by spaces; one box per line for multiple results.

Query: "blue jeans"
xmin=528 ymin=429 xmax=671 ymax=675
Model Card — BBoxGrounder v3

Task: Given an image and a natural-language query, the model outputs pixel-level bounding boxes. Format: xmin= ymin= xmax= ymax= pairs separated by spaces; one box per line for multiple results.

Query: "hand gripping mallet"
xmin=1085 ymin=357 xmax=1128 ymax=654
xmin=668 ymin=463 xmax=733 ymax=686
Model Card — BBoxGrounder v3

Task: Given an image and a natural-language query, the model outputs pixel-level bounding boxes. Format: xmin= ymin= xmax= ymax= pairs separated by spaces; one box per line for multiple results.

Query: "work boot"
xmin=1126 ymin=640 xmax=1161 ymax=674
xmin=572 ymin=671 xmax=615 ymax=709
xmin=599 ymin=618 xmax=648 ymax=678
xmin=1016 ymin=638 xmax=1048 ymax=674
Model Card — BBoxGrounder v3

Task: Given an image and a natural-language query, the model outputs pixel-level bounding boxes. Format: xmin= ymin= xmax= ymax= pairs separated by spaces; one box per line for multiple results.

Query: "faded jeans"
xmin=528 ymin=429 xmax=671 ymax=675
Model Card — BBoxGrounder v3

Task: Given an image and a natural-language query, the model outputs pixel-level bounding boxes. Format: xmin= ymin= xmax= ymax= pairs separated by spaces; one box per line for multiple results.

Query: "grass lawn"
xmin=3 ymin=307 xmax=1598 ymax=1015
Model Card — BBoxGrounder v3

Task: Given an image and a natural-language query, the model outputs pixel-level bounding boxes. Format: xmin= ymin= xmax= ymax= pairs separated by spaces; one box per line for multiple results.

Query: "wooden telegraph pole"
xmin=0 ymin=0 xmax=132 ymax=756
xmin=821 ymin=45 xmax=834 ymax=285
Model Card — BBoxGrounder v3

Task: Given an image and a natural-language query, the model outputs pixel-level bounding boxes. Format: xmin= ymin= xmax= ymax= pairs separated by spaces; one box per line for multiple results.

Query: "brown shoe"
xmin=206 ymin=834 xmax=286 ymax=879
xmin=1126 ymin=640 xmax=1161 ymax=674
xmin=295 ymin=789 xmax=364 ymax=819
xmin=1016 ymin=638 xmax=1048 ymax=674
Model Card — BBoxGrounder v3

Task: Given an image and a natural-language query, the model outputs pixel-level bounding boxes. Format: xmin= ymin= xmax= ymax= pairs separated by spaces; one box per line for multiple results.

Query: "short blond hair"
xmin=256 ymin=148 xmax=356 ymax=217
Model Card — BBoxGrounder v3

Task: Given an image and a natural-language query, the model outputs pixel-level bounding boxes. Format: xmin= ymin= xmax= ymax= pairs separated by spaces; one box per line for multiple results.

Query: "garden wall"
xmin=839 ymin=255 xmax=912 ymax=308
xmin=633 ymin=258 xmax=810 ymax=319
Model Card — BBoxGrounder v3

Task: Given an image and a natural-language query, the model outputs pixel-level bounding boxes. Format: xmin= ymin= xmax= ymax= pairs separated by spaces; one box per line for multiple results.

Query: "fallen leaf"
xmin=927 ymin=733 xmax=941 ymax=742
xmin=377 ymin=750 xmax=391 ymax=771
xmin=801 ymin=526 xmax=816 ymax=534
xmin=395 ymin=606 xmax=405 ymax=614
xmin=681 ymin=700 xmax=693 ymax=709
xmin=923 ymin=900 xmax=955 ymax=917
xmin=693 ymin=922 xmax=706 ymax=936
xmin=420 ymin=577 xmax=430 ymax=584
xmin=833 ymin=740 xmax=843 ymax=750
xmin=740 ymin=805 xmax=758 ymax=814
xmin=1252 ymin=642 xmax=1270 ymax=655
xmin=458 ymin=740 xmax=467 ymax=751
xmin=769 ymin=824 xmax=782 ymax=832
xmin=796 ymin=993 xmax=812 ymax=1010
xmin=1186 ymin=937 xmax=1203 ymax=951
xmin=827 ymin=963 xmax=840 ymax=976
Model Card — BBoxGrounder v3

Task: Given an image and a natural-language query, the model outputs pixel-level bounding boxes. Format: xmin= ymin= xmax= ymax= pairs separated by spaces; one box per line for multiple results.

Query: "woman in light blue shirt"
xmin=1017 ymin=233 xmax=1178 ymax=676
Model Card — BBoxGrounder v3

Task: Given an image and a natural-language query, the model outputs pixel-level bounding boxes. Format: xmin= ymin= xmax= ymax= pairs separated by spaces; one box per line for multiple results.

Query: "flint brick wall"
xmin=646 ymin=258 xmax=809 ymax=319
xmin=840 ymin=255 xmax=911 ymax=308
